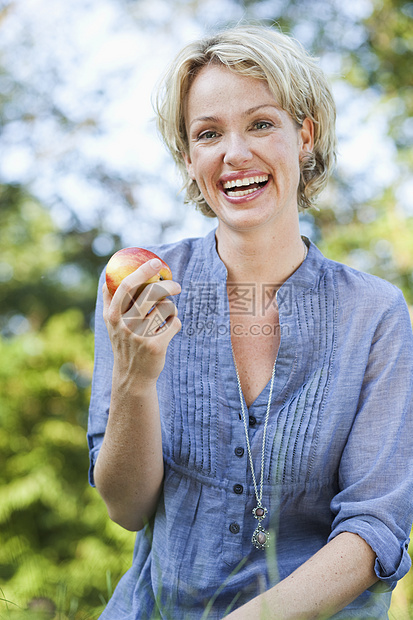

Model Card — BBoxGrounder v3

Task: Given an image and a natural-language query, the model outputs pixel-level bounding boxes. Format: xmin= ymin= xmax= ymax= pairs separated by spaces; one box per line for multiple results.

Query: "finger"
xmin=139 ymin=279 xmax=181 ymax=302
xmin=102 ymin=282 xmax=111 ymax=304
xmin=116 ymin=271 xmax=180 ymax=317
xmin=123 ymin=298 xmax=179 ymax=337
xmin=113 ymin=258 xmax=168 ymax=301
xmin=127 ymin=280 xmax=180 ymax=319
xmin=148 ymin=313 xmax=182 ymax=341
xmin=102 ymin=283 xmax=115 ymax=323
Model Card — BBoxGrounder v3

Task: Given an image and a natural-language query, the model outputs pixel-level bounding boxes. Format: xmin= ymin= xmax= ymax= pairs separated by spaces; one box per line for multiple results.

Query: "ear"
xmin=182 ymin=151 xmax=195 ymax=180
xmin=299 ymin=118 xmax=314 ymax=154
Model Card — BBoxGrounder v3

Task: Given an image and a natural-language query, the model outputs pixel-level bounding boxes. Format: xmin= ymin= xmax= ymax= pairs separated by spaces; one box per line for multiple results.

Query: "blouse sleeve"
xmin=87 ymin=269 xmax=114 ymax=487
xmin=328 ymin=288 xmax=413 ymax=590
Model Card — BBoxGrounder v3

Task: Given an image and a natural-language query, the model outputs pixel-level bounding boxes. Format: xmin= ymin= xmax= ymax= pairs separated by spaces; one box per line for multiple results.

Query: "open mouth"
xmin=222 ymin=174 xmax=269 ymax=197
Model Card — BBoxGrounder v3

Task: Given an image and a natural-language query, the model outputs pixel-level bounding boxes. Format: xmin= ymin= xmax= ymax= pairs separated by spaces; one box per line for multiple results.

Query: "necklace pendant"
xmin=252 ymin=523 xmax=270 ymax=550
xmin=252 ymin=505 xmax=267 ymax=520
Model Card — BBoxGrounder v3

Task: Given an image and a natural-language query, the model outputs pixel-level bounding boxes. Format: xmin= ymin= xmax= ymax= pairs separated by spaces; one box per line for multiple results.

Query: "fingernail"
xmin=149 ymin=258 xmax=162 ymax=269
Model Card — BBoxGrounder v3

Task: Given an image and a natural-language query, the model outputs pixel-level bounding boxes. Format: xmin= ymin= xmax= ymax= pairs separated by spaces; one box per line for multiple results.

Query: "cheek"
xmin=278 ymin=143 xmax=301 ymax=172
xmin=191 ymin=153 xmax=216 ymax=185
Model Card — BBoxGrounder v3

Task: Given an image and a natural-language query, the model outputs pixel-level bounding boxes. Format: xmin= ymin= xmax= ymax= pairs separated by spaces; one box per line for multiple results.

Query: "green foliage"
xmin=0 ymin=184 xmax=120 ymax=331
xmin=344 ymin=0 xmax=413 ymax=152
xmin=0 ymin=309 xmax=133 ymax=609
xmin=312 ymin=189 xmax=413 ymax=307
xmin=367 ymin=0 xmax=412 ymax=96
xmin=0 ymin=186 xmax=134 ymax=617
xmin=0 ymin=309 xmax=135 ymax=618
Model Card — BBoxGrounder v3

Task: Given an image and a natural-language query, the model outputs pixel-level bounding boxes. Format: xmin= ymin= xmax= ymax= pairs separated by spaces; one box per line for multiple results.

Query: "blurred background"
xmin=0 ymin=0 xmax=412 ymax=617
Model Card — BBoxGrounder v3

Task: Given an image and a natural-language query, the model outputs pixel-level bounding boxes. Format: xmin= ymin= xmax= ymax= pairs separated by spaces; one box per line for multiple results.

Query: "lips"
xmin=221 ymin=174 xmax=269 ymax=197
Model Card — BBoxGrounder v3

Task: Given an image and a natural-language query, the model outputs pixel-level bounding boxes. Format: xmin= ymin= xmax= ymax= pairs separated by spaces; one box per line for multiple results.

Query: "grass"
xmin=2 ymin=560 xmax=413 ymax=619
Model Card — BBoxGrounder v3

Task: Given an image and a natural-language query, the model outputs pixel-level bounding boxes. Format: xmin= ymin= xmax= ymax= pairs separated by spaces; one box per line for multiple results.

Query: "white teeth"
xmin=223 ymin=175 xmax=268 ymax=189
xmin=229 ymin=187 xmax=260 ymax=197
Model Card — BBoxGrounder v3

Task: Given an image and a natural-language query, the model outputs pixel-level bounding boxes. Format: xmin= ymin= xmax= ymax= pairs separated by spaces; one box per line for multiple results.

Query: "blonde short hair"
xmin=154 ymin=25 xmax=337 ymax=216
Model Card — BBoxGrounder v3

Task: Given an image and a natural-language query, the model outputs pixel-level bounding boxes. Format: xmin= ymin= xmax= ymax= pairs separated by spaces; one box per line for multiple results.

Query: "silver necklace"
xmin=231 ymin=239 xmax=307 ymax=550
xmin=232 ymin=353 xmax=276 ymax=550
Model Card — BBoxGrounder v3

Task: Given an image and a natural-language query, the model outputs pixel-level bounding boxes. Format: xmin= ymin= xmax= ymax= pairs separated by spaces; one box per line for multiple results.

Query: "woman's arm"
xmin=93 ymin=258 xmax=181 ymax=531
xmin=225 ymin=532 xmax=378 ymax=620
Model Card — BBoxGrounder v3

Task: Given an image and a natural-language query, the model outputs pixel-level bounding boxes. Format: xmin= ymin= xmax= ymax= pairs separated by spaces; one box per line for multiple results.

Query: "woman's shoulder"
xmin=143 ymin=229 xmax=220 ymax=282
xmin=146 ymin=235 xmax=203 ymax=260
xmin=320 ymin=251 xmax=405 ymax=309
xmin=132 ymin=235 xmax=207 ymax=281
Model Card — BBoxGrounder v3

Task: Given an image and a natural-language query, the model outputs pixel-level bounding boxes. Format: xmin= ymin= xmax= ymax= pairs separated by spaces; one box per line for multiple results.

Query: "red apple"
xmin=105 ymin=247 xmax=173 ymax=297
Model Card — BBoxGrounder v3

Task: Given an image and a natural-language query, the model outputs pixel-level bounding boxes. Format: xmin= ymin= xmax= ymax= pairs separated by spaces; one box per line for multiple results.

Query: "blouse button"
xmin=249 ymin=415 xmax=257 ymax=426
xmin=229 ymin=522 xmax=240 ymax=534
xmin=234 ymin=446 xmax=244 ymax=457
xmin=233 ymin=483 xmax=243 ymax=494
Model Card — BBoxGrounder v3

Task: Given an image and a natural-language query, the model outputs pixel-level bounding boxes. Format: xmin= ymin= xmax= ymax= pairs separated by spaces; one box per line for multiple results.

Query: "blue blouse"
xmin=87 ymin=230 xmax=413 ymax=619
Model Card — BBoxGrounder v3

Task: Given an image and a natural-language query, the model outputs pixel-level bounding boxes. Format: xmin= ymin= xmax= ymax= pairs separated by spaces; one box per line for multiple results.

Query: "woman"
xmin=87 ymin=25 xmax=413 ymax=619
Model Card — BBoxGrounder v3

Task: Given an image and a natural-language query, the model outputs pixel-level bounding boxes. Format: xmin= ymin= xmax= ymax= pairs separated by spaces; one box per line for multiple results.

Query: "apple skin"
xmin=105 ymin=247 xmax=173 ymax=297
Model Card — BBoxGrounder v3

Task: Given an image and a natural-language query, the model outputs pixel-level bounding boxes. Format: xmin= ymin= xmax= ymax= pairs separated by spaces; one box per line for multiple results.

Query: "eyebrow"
xmin=245 ymin=104 xmax=282 ymax=115
xmin=189 ymin=115 xmax=218 ymax=128
xmin=188 ymin=104 xmax=282 ymax=128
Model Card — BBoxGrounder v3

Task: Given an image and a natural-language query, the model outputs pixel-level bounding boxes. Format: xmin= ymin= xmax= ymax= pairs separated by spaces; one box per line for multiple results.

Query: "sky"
xmin=0 ymin=0 xmax=406 ymax=247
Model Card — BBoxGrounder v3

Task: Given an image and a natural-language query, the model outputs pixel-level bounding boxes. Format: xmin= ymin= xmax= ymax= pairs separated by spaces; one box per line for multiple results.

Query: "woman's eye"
xmin=254 ymin=121 xmax=272 ymax=130
xmin=198 ymin=130 xmax=218 ymax=140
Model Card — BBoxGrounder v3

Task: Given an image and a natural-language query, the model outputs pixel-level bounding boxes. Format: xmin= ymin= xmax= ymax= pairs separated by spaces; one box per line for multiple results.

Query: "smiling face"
xmin=183 ymin=64 xmax=314 ymax=234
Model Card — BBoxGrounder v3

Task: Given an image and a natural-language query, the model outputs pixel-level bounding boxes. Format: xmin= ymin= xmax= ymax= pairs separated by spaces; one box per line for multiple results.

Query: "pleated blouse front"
xmin=88 ymin=229 xmax=413 ymax=619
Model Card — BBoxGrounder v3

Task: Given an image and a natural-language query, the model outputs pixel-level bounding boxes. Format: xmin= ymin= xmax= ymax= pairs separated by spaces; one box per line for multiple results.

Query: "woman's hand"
xmin=103 ymin=257 xmax=182 ymax=385
xmin=94 ymin=258 xmax=181 ymax=531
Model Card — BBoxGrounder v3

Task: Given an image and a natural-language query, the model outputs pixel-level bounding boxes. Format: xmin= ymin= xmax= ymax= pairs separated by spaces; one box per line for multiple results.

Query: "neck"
xmin=215 ymin=223 xmax=306 ymax=287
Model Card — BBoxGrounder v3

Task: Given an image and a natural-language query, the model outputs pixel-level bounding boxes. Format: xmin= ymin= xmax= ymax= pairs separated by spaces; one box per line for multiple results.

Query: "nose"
xmin=223 ymin=133 xmax=253 ymax=167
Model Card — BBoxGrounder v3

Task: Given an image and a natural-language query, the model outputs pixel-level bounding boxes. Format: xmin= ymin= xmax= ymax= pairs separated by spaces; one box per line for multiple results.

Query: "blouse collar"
xmin=201 ymin=227 xmax=328 ymax=295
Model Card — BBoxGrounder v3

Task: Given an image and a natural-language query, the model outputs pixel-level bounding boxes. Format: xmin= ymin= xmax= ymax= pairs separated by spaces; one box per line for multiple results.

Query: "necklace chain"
xmin=231 ymin=238 xmax=308 ymax=549
xmin=233 ymin=355 xmax=276 ymax=507
xmin=232 ymin=349 xmax=276 ymax=550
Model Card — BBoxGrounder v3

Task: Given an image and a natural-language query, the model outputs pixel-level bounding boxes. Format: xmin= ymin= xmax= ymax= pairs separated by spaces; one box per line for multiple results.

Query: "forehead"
xmin=185 ymin=64 xmax=279 ymax=120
